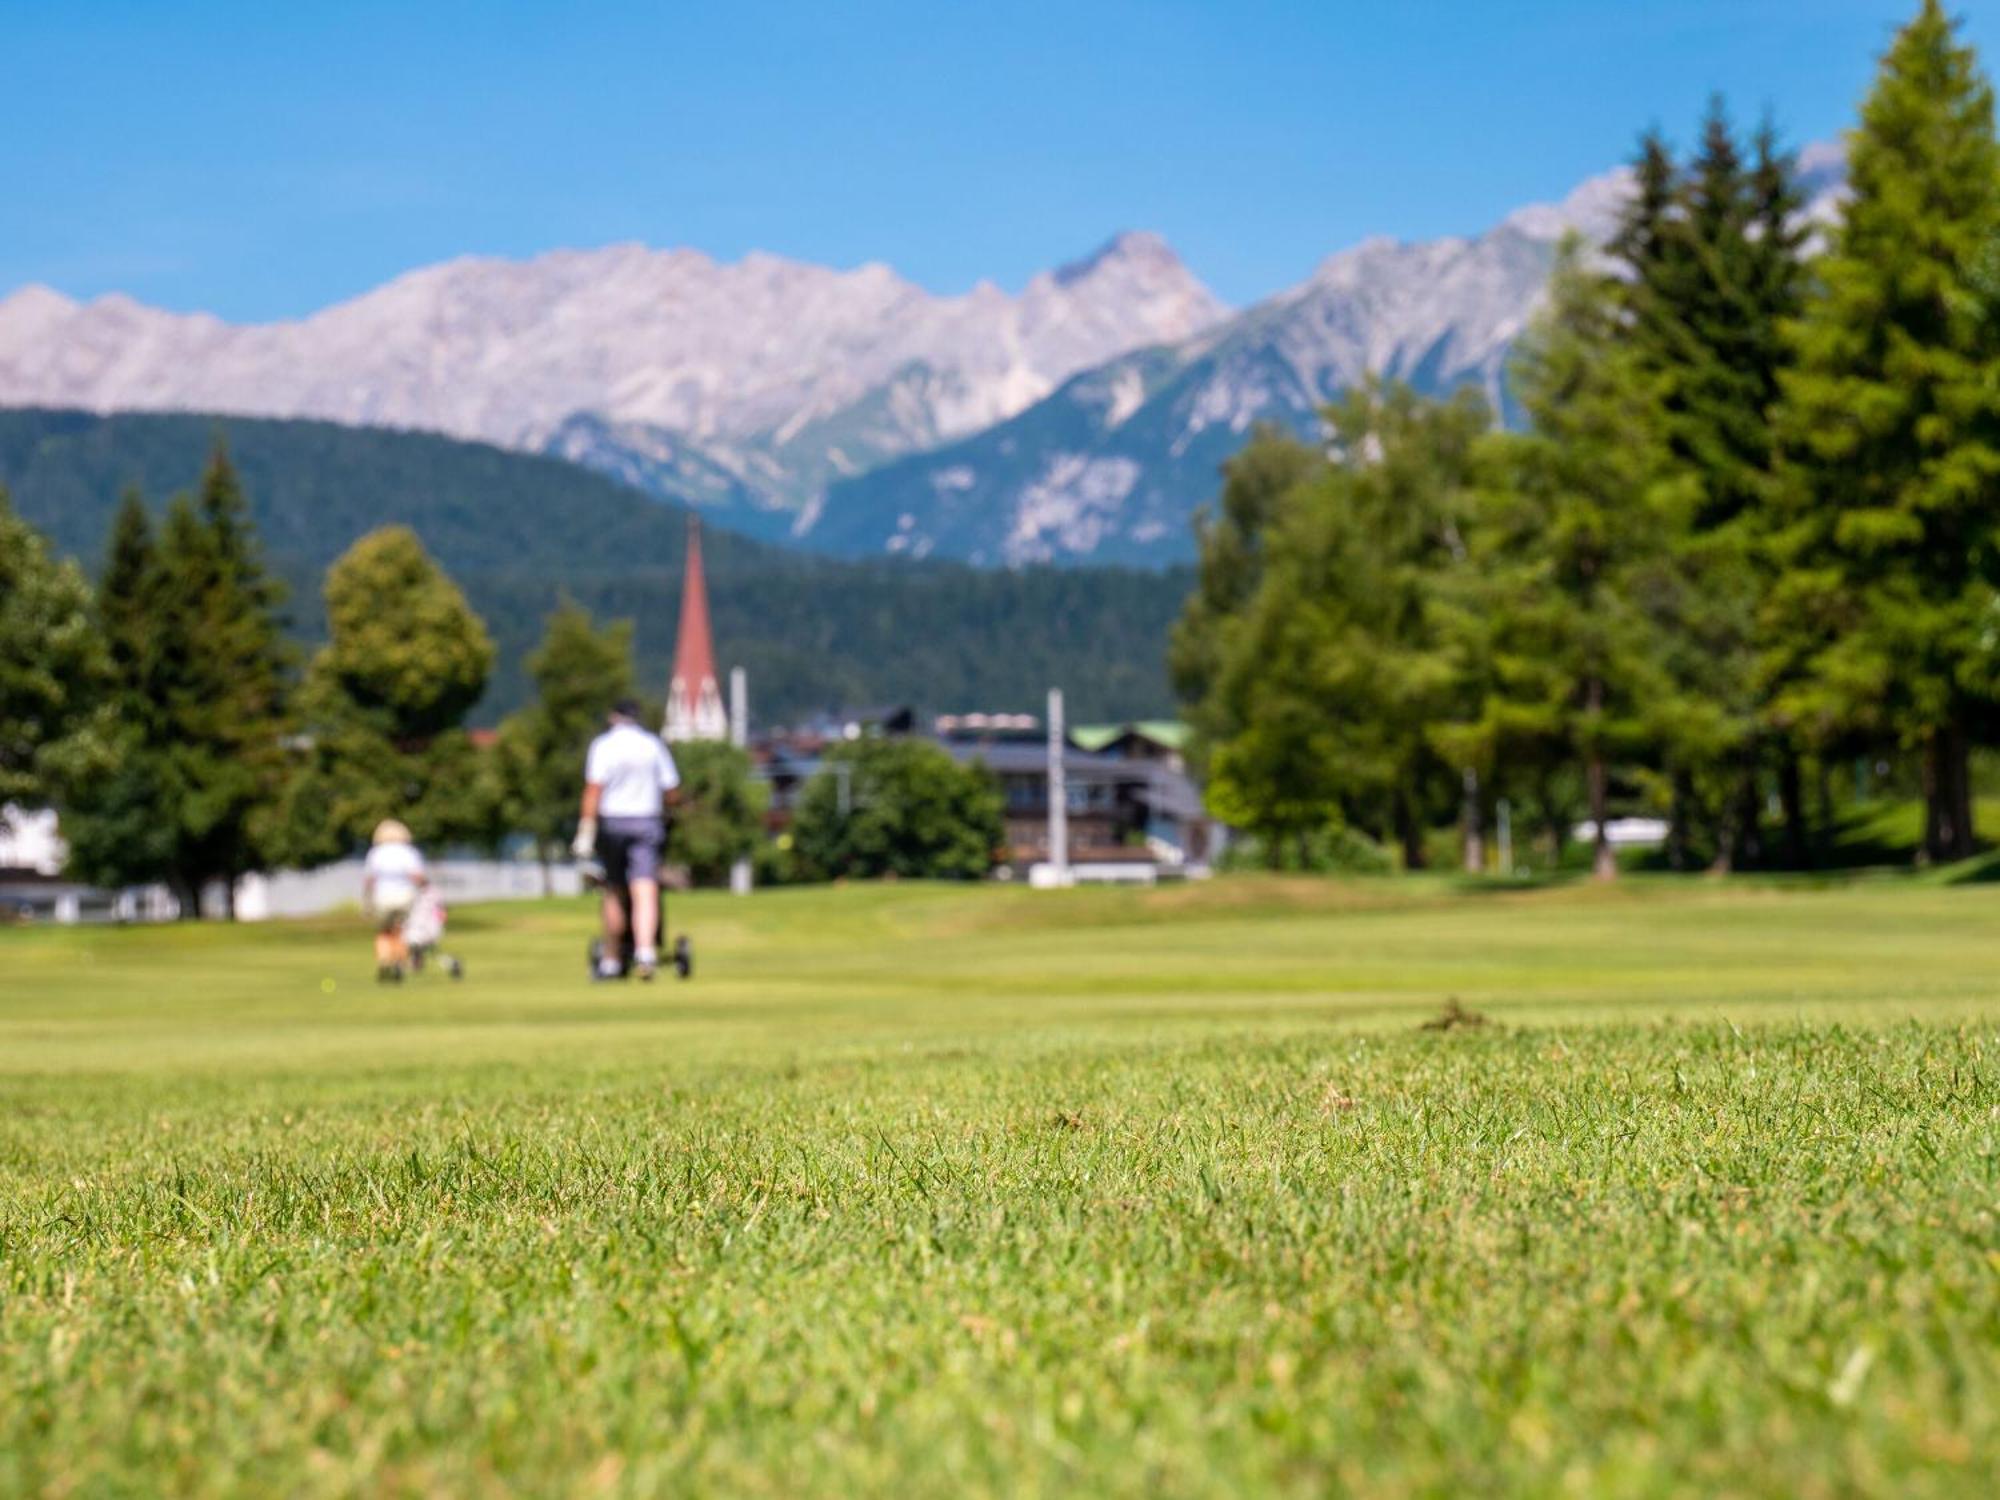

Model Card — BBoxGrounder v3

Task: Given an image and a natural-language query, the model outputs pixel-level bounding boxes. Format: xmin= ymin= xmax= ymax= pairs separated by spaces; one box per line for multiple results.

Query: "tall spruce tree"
xmin=1608 ymin=129 xmax=1681 ymax=320
xmin=1773 ymin=0 xmax=2000 ymax=864
xmin=1741 ymin=119 xmax=1817 ymax=864
xmin=58 ymin=494 xmax=184 ymax=891
xmin=152 ymin=450 xmax=294 ymax=913
xmin=98 ymin=492 xmax=163 ymax=688
xmin=1609 ymin=102 xmax=1810 ymax=869
xmin=1473 ymin=244 xmax=1686 ymax=880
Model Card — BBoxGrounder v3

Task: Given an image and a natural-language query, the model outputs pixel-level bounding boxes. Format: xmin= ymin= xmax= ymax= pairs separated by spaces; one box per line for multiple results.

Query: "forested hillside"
xmin=0 ymin=409 xmax=1186 ymax=722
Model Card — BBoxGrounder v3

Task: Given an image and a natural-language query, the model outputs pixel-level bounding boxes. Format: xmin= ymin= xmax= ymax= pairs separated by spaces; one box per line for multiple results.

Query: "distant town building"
xmin=933 ymin=716 xmax=1215 ymax=877
xmin=1 ymin=803 xmax=183 ymax=922
xmin=663 ymin=516 xmax=728 ymax=742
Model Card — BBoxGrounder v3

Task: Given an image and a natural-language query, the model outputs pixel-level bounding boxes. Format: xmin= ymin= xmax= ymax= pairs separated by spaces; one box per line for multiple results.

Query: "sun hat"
xmin=372 ymin=818 xmax=413 ymax=846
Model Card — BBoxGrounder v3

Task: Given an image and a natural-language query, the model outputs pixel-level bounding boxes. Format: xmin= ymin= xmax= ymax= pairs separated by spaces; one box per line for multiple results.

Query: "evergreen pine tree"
xmin=1608 ymin=100 xmax=1811 ymax=868
xmin=1773 ymin=0 xmax=2000 ymax=864
xmin=98 ymin=493 xmax=163 ymax=688
xmin=143 ymin=450 xmax=294 ymax=914
xmin=1744 ymin=119 xmax=1811 ymax=448
xmin=58 ymin=494 xmax=185 ymax=890
xmin=1608 ymin=128 xmax=1683 ymax=343
xmin=1474 ymin=244 xmax=1686 ymax=880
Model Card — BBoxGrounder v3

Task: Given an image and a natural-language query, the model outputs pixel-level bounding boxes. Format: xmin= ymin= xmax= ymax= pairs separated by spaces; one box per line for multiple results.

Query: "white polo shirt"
xmin=585 ymin=722 xmax=682 ymax=819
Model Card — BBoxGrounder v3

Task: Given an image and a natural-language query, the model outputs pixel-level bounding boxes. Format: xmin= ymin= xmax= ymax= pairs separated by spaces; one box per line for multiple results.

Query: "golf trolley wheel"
xmin=673 ymin=935 xmax=693 ymax=980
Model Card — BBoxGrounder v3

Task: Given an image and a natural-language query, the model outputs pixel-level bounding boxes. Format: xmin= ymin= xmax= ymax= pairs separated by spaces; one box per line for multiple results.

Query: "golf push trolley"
xmin=578 ymin=853 xmax=693 ymax=982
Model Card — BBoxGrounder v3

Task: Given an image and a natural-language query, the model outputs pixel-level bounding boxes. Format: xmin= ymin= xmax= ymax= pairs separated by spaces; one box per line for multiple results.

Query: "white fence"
xmin=5 ymin=859 xmax=581 ymax=925
xmin=235 ymin=858 xmax=581 ymax=920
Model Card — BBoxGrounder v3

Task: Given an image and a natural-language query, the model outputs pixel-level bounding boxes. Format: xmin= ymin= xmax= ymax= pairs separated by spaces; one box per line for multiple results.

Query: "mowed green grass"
xmin=4 ymin=876 xmax=2000 ymax=1497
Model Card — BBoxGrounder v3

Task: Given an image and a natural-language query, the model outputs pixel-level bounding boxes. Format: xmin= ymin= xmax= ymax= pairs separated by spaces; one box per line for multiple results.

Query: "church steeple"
xmin=664 ymin=515 xmax=727 ymax=742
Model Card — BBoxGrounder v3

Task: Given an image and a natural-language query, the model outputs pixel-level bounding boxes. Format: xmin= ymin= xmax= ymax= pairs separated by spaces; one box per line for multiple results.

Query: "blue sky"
xmin=6 ymin=0 xmax=1992 ymax=319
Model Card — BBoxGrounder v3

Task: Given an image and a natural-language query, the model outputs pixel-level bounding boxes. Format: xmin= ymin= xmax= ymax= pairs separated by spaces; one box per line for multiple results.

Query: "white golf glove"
xmin=571 ymin=817 xmax=597 ymax=860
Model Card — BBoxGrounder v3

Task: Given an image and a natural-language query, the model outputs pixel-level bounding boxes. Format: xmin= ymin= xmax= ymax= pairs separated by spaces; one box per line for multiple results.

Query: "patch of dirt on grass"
xmin=1421 ymin=998 xmax=1491 ymax=1032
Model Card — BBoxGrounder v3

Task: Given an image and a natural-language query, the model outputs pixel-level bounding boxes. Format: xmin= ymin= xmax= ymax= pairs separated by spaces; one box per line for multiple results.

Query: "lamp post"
xmin=1047 ymin=687 xmax=1070 ymax=885
xmin=729 ymin=667 xmax=752 ymax=896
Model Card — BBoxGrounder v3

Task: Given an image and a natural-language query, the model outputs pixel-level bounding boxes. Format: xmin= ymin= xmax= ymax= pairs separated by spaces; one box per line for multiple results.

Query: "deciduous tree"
xmin=495 ymin=599 xmax=635 ymax=885
xmin=266 ymin=527 xmax=497 ymax=866
xmin=0 ymin=488 xmax=106 ymax=809
xmin=1168 ymin=425 xmax=1324 ymax=777
xmin=793 ymin=738 xmax=1000 ymax=881
xmin=668 ymin=741 xmax=769 ymax=887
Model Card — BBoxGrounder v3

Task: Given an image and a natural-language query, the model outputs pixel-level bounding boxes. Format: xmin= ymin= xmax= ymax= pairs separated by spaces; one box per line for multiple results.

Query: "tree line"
xmin=3 ymin=466 xmax=761 ymax=911
xmin=1174 ymin=1 xmax=2000 ymax=877
xmin=0 ymin=407 xmax=1187 ymax=726
xmin=3 ymin=463 xmax=1005 ymax=909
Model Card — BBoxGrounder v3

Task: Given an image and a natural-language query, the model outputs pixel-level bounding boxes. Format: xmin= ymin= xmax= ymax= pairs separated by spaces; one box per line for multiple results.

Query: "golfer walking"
xmin=573 ymin=699 xmax=681 ymax=980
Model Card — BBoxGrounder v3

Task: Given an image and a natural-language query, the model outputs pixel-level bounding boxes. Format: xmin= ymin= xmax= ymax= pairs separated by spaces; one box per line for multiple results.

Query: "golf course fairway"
xmin=4 ymin=875 xmax=1998 ymax=1496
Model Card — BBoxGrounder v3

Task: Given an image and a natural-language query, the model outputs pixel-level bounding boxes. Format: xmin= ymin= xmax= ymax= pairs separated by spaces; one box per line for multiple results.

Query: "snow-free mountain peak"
xmin=1499 ymin=163 xmax=1636 ymax=244
xmin=0 ymin=146 xmax=1849 ymax=563
xmin=1055 ymin=230 xmax=1188 ymax=283
xmin=0 ymin=283 xmax=80 ymax=319
xmin=0 ymin=235 xmax=1228 ymax=536
xmin=803 ymin=145 xmax=1849 ymax=568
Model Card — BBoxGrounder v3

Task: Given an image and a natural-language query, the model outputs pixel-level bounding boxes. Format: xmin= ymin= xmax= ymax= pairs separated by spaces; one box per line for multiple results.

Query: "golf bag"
xmin=403 ymin=888 xmax=465 ymax=979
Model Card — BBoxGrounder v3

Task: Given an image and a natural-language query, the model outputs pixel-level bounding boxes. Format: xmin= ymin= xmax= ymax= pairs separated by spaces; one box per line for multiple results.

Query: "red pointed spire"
xmin=665 ymin=515 xmax=727 ymax=741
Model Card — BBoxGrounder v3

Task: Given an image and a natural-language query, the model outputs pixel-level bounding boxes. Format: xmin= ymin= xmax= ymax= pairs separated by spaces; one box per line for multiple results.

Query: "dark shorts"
xmin=601 ymin=816 xmax=666 ymax=887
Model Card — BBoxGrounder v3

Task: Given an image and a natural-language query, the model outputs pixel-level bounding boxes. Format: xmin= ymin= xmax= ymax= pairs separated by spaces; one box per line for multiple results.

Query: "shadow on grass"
xmin=1421 ymin=795 xmax=2000 ymax=892
xmin=1941 ymin=850 xmax=2000 ymax=885
xmin=1612 ymin=798 xmax=1982 ymax=881
xmin=1443 ymin=871 xmax=1587 ymax=896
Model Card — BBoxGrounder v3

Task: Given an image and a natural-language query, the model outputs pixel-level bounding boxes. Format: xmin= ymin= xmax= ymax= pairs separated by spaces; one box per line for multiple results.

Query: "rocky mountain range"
xmin=0 ymin=146 xmax=1845 ymax=566
xmin=0 ymin=231 xmax=1226 ymax=541
xmin=811 ymin=143 xmax=1846 ymax=565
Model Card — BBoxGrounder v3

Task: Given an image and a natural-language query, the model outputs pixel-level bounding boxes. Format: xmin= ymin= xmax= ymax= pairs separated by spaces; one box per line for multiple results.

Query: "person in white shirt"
xmin=572 ymin=699 xmax=681 ymax=979
xmin=362 ymin=819 xmax=428 ymax=984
